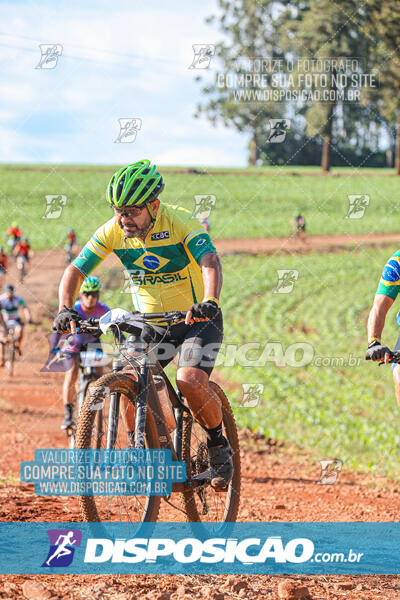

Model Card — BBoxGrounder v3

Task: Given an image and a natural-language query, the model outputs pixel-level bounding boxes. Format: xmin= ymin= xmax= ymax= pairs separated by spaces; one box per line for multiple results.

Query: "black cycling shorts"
xmin=126 ymin=311 xmax=224 ymax=377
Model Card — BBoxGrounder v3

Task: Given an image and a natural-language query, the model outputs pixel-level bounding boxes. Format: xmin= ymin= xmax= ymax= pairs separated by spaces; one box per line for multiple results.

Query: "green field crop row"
xmin=0 ymin=165 xmax=399 ymax=249
xmin=218 ymin=247 xmax=400 ymax=477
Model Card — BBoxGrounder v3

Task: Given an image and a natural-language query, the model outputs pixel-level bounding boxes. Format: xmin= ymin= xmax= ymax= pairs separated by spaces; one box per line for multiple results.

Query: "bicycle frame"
xmin=107 ymin=333 xmax=212 ymax=492
xmin=110 ymin=334 xmax=181 ymax=456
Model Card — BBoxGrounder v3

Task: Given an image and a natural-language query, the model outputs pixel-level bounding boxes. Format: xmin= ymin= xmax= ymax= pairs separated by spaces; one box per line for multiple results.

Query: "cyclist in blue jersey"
xmin=366 ymin=249 xmax=400 ymax=405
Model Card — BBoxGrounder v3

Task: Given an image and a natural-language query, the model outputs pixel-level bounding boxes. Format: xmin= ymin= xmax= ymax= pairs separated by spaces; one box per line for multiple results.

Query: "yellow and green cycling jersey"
xmin=72 ymin=203 xmax=216 ymax=313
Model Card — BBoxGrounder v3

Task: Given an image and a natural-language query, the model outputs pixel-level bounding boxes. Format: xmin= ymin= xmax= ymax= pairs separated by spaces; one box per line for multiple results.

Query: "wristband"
xmin=203 ymin=296 xmax=220 ymax=308
xmin=368 ymin=336 xmax=381 ymax=346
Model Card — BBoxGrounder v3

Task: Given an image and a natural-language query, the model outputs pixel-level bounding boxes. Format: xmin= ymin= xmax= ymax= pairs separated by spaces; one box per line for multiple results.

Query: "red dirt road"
xmin=215 ymin=232 xmax=400 ymax=256
xmin=0 ymin=247 xmax=400 ymax=598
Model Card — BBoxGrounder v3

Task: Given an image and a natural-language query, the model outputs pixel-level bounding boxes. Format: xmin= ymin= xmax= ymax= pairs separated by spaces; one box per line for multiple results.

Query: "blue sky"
xmin=0 ymin=0 xmax=247 ymax=166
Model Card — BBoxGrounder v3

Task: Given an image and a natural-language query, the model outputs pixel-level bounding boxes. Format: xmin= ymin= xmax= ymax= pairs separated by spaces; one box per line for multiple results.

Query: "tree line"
xmin=195 ymin=0 xmax=400 ymax=172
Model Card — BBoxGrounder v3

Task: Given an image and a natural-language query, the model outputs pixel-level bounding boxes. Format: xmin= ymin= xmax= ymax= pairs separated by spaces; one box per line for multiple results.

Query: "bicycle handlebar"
xmin=76 ymin=310 xmax=187 ymax=335
xmin=378 ymin=350 xmax=400 ymax=365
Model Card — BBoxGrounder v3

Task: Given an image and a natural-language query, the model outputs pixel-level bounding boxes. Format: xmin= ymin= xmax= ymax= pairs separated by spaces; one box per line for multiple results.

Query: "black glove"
xmin=189 ymin=301 xmax=220 ymax=321
xmin=365 ymin=339 xmax=391 ymax=361
xmin=52 ymin=307 xmax=80 ymax=333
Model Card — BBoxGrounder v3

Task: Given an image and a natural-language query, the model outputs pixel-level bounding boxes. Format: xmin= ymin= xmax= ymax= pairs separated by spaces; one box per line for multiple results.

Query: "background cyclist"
xmin=199 ymin=216 xmax=210 ymax=233
xmin=14 ymin=237 xmax=32 ymax=281
xmin=52 ymin=159 xmax=233 ymax=489
xmin=290 ymin=213 xmax=306 ymax=240
xmin=5 ymin=222 xmax=21 ymax=253
xmin=65 ymin=228 xmax=77 ymax=262
xmin=0 ymin=247 xmax=8 ymax=286
xmin=14 ymin=237 xmax=31 ymax=262
xmin=58 ymin=276 xmax=110 ymax=430
xmin=0 ymin=284 xmax=32 ymax=366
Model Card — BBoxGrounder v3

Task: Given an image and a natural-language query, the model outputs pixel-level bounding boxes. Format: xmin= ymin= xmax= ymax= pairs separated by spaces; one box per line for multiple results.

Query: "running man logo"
xmin=121 ymin=269 xmax=145 ymax=294
xmin=317 ymin=459 xmax=343 ymax=485
xmin=240 ymin=383 xmax=264 ymax=407
xmin=114 ymin=118 xmax=142 ymax=143
xmin=42 ymin=195 xmax=67 ymax=219
xmin=274 ymin=270 xmax=299 ymax=294
xmin=188 ymin=44 xmax=215 ymax=69
xmin=267 ymin=119 xmax=291 ymax=143
xmin=346 ymin=195 xmax=370 ymax=219
xmin=42 ymin=529 xmax=82 ymax=567
xmin=40 ymin=333 xmax=76 ymax=373
xmin=192 ymin=195 xmax=216 ymax=221
xmin=35 ymin=44 xmax=63 ymax=69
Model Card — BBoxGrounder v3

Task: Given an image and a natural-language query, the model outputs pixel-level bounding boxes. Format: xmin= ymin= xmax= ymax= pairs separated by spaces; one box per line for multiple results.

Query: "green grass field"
xmin=0 ymin=164 xmax=399 ymax=249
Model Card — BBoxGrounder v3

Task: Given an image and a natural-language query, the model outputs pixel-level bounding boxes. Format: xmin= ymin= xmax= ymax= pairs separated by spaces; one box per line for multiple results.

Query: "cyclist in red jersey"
xmin=5 ymin=223 xmax=21 ymax=252
xmin=14 ymin=238 xmax=31 ymax=260
xmin=14 ymin=238 xmax=32 ymax=281
xmin=65 ymin=228 xmax=77 ymax=263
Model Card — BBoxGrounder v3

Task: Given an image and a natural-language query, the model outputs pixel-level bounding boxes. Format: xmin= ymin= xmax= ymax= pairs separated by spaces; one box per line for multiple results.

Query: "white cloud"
xmin=0 ymin=1 xmax=247 ymax=166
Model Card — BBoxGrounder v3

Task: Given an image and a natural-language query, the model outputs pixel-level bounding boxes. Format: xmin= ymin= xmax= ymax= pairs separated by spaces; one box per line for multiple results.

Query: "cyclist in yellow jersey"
xmin=53 ymin=160 xmax=233 ymax=489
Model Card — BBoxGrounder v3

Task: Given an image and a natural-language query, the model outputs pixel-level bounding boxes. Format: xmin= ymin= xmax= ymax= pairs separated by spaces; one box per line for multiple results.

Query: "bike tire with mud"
xmin=6 ymin=336 xmax=15 ymax=376
xmin=75 ymin=371 xmax=161 ymax=523
xmin=179 ymin=381 xmax=241 ymax=525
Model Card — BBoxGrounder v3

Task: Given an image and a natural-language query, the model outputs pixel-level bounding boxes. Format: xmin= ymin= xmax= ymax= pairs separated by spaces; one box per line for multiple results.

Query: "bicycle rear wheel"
xmin=179 ymin=381 xmax=241 ymax=530
xmin=75 ymin=371 xmax=161 ymax=523
xmin=5 ymin=335 xmax=15 ymax=376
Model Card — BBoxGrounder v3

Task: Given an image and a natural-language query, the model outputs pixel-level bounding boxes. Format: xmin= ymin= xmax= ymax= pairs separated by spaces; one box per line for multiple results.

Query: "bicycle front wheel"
xmin=5 ymin=337 xmax=15 ymax=376
xmin=75 ymin=371 xmax=161 ymax=523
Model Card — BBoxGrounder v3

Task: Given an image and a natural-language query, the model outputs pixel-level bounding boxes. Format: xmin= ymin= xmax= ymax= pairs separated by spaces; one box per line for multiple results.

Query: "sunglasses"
xmin=82 ymin=291 xmax=99 ymax=297
xmin=113 ymin=206 xmax=146 ymax=218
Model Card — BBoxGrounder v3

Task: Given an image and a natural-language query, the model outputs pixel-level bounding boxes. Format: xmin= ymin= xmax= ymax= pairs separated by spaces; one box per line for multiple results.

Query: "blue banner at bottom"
xmin=0 ymin=522 xmax=398 ymax=574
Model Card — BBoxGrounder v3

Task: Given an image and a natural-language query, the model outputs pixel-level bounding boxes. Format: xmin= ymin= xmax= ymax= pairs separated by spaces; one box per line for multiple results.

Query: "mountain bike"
xmin=289 ymin=226 xmax=307 ymax=243
xmin=2 ymin=323 xmax=18 ymax=376
xmin=64 ymin=243 xmax=75 ymax=264
xmin=16 ymin=255 xmax=27 ymax=282
xmin=74 ymin=309 xmax=241 ymax=530
xmin=66 ymin=347 xmax=109 ymax=449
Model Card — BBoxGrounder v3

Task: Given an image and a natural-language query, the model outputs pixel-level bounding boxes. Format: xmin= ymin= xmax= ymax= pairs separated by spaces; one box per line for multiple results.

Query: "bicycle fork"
xmin=133 ymin=365 xmax=149 ymax=451
xmin=107 ymin=356 xmax=149 ymax=451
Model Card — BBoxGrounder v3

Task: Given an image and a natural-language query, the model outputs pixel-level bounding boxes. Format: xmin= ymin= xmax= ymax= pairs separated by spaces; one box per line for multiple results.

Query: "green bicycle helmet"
xmin=106 ymin=160 xmax=164 ymax=208
xmin=80 ymin=276 xmax=102 ymax=294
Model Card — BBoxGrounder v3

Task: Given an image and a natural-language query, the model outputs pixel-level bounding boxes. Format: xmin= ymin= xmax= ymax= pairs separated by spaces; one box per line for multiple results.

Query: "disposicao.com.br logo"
xmin=0 ymin=522 xmax=380 ymax=575
xmin=83 ymin=536 xmax=362 ymax=565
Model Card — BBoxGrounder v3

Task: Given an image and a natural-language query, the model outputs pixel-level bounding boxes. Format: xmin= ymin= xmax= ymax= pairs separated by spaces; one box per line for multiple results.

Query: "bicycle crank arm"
xmin=188 ymin=469 xmax=212 ymax=486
